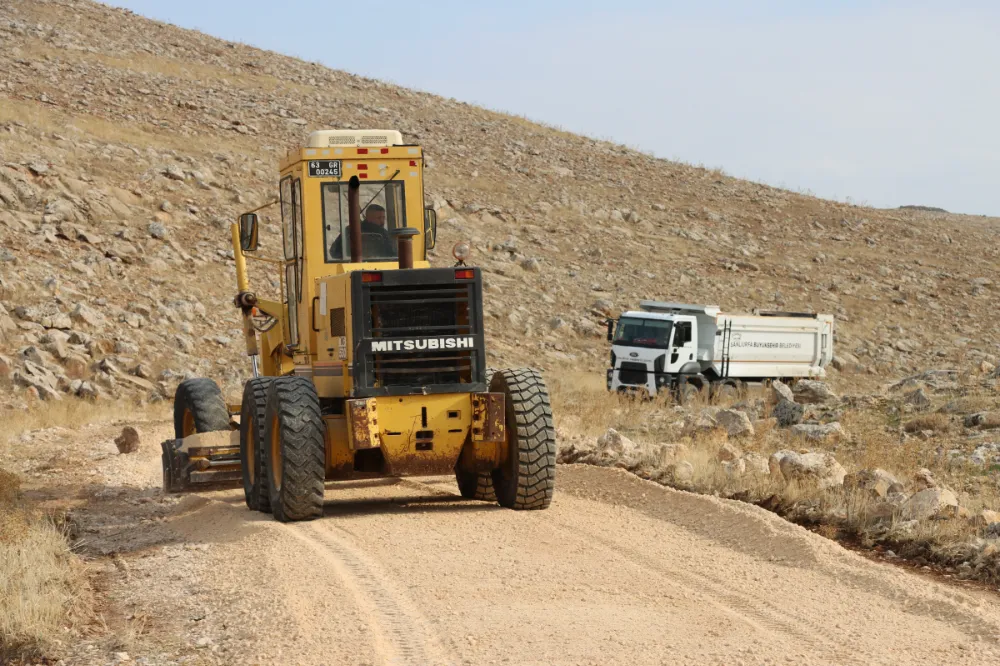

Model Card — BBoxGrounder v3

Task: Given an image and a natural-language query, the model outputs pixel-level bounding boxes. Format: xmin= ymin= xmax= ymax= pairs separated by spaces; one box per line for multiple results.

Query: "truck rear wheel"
xmin=676 ymin=376 xmax=705 ymax=406
xmin=240 ymin=378 xmax=273 ymax=513
xmin=263 ymin=377 xmax=325 ymax=522
xmin=712 ymin=379 xmax=744 ymax=404
xmin=173 ymin=378 xmax=230 ymax=439
xmin=490 ymin=368 xmax=556 ymax=510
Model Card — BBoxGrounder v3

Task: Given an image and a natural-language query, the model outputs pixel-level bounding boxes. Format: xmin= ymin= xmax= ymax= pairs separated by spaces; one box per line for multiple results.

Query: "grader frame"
xmin=162 ymin=129 xmax=556 ymax=521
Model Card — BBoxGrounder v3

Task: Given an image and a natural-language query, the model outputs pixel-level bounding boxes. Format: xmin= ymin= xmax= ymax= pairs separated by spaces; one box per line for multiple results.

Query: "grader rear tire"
xmin=173 ymin=378 xmax=230 ymax=439
xmin=456 ymin=471 xmax=496 ymax=502
xmin=263 ymin=377 xmax=325 ymax=523
xmin=490 ymin=368 xmax=556 ymax=510
xmin=455 ymin=366 xmax=497 ymax=502
xmin=240 ymin=378 xmax=273 ymax=513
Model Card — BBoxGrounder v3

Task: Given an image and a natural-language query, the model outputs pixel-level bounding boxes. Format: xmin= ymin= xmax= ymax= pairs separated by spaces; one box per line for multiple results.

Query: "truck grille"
xmin=369 ymin=283 xmax=473 ymax=387
xmin=617 ymin=362 xmax=648 ymax=386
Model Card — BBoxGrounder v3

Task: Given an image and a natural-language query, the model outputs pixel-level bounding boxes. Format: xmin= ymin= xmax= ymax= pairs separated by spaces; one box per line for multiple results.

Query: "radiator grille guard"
xmin=617 ymin=361 xmax=649 ymax=386
xmin=351 ymin=268 xmax=487 ymax=397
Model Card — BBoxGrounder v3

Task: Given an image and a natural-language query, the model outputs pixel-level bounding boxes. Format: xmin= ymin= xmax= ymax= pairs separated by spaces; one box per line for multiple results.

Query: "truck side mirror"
xmin=239 ymin=213 xmax=259 ymax=252
xmin=424 ymin=207 xmax=437 ymax=250
xmin=606 ymin=319 xmax=615 ymax=342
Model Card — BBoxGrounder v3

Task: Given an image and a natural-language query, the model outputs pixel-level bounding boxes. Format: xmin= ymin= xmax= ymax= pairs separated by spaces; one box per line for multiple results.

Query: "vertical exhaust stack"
xmin=393 ymin=228 xmax=419 ymax=270
xmin=348 ymin=176 xmax=362 ymax=262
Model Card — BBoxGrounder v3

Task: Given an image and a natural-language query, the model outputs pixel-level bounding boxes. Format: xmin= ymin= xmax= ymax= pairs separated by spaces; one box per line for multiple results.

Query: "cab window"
xmin=614 ymin=317 xmax=672 ymax=348
xmin=322 ymin=181 xmax=406 ymax=262
xmin=279 ymin=176 xmax=301 ymax=346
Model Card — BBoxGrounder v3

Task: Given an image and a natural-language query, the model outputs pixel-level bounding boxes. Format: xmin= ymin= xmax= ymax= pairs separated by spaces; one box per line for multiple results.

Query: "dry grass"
xmin=902 ymin=413 xmax=950 ymax=433
xmin=551 ymin=375 xmax=1000 ymax=585
xmin=0 ymin=468 xmax=88 ymax=661
xmin=1 ymin=397 xmax=168 ymax=446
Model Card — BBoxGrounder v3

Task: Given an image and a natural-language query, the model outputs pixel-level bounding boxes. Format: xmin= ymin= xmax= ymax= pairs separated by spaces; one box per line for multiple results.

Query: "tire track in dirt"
xmin=282 ymin=520 xmax=458 ymax=666
xmin=545 ymin=513 xmax=860 ymax=663
xmin=411 ymin=474 xmax=852 ymax=657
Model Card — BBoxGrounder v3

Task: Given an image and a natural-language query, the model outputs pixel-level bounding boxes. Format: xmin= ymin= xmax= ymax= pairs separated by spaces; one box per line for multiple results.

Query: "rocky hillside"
xmin=1 ymin=0 xmax=999 ymax=409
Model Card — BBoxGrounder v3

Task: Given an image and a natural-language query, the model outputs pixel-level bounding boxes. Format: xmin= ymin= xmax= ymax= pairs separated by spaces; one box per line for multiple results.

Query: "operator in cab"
xmin=330 ymin=203 xmax=395 ymax=260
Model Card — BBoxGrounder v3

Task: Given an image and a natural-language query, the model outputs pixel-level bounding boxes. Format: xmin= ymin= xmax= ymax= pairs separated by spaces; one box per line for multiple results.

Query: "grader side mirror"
xmin=424 ymin=207 xmax=437 ymax=250
xmin=239 ymin=213 xmax=259 ymax=252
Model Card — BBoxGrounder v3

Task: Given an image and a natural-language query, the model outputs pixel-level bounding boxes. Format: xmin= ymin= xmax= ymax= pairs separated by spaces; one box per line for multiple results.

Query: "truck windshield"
xmin=614 ymin=317 xmax=672 ymax=348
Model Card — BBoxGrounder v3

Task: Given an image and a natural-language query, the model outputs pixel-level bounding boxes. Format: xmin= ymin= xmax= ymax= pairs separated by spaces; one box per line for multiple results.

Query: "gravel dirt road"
xmin=9 ymin=420 xmax=1000 ymax=665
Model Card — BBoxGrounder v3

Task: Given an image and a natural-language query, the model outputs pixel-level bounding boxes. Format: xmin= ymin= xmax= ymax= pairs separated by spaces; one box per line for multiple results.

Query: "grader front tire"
xmin=240 ymin=378 xmax=273 ymax=513
xmin=173 ymin=378 xmax=230 ymax=439
xmin=263 ymin=377 xmax=325 ymax=523
xmin=490 ymin=368 xmax=556 ymax=510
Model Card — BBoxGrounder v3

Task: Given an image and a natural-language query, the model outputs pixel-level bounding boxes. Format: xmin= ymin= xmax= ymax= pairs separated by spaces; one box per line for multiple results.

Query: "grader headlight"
xmin=452 ymin=241 xmax=471 ymax=264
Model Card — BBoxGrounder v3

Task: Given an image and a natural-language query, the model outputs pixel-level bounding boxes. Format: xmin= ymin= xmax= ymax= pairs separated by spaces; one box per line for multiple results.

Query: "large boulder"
xmin=769 ymin=450 xmax=846 ymax=490
xmin=773 ymin=398 xmax=804 ymax=427
xmin=790 ymin=422 xmax=844 ymax=443
xmin=115 ymin=426 xmax=140 ymax=454
xmin=792 ymin=380 xmax=838 ymax=405
xmin=682 ymin=410 xmax=722 ymax=436
xmin=715 ymin=409 xmax=754 ymax=438
xmin=771 ymin=380 xmax=795 ymax=404
xmin=596 ymin=428 xmax=638 ymax=455
xmin=843 ymin=468 xmax=903 ymax=499
xmin=902 ymin=488 xmax=960 ymax=521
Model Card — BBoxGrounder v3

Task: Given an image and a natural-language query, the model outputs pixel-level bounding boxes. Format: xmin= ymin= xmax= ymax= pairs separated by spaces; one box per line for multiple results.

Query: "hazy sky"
xmin=108 ymin=1 xmax=1000 ymax=215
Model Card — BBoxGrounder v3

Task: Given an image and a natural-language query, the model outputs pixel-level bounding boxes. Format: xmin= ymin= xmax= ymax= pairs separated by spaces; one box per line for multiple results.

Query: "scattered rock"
xmin=844 ymin=468 xmax=903 ymax=499
xmin=792 ymin=380 xmax=838 ymax=405
xmin=148 ymin=222 xmax=168 ymax=239
xmin=769 ymin=450 xmax=846 ymax=490
xmin=912 ymin=468 xmax=937 ymax=490
xmin=903 ymin=388 xmax=931 ymax=409
xmin=789 ymin=422 xmax=844 ymax=443
xmin=715 ymin=409 xmax=754 ymax=438
xmin=114 ymin=426 xmax=141 ymax=454
xmin=596 ymin=428 xmax=637 ymax=455
xmin=902 ymin=488 xmax=960 ymax=521
xmin=771 ymin=380 xmax=795 ymax=404
xmin=716 ymin=441 xmax=742 ymax=463
xmin=773 ymin=398 xmax=804 ymax=427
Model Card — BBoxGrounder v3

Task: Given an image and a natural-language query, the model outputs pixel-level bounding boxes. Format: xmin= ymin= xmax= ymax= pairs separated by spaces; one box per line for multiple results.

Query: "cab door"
xmin=669 ymin=320 xmax=696 ymax=370
xmin=280 ymin=176 xmax=304 ymax=351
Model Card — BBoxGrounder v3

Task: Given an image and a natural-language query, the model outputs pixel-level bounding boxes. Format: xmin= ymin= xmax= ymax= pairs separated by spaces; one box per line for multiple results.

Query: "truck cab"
xmin=607 ymin=311 xmax=701 ymax=396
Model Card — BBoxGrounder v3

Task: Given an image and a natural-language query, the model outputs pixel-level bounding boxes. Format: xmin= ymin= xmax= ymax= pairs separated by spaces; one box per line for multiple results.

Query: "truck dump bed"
xmin=709 ymin=313 xmax=834 ymax=380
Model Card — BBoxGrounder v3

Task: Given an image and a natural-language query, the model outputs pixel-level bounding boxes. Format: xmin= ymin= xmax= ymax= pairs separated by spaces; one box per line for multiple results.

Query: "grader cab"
xmin=161 ymin=129 xmax=556 ymax=521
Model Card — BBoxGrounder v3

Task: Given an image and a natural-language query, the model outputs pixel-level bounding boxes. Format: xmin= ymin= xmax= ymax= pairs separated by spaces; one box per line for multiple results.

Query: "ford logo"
xmin=629 ymin=352 xmax=638 ymax=357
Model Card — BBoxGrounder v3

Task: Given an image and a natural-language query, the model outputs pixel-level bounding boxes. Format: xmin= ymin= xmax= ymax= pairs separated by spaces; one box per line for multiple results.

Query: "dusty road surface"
xmin=9 ymin=419 xmax=1000 ymax=665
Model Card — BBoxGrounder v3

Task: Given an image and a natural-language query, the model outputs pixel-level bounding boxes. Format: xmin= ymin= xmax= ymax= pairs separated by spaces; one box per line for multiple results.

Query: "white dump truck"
xmin=606 ymin=301 xmax=834 ymax=399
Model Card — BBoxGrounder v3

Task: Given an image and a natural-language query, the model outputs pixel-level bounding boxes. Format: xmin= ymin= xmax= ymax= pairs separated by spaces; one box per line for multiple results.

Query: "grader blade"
xmin=161 ymin=431 xmax=242 ymax=493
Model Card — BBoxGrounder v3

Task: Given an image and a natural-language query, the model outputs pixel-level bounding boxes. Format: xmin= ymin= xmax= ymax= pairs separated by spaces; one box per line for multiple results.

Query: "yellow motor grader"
xmin=161 ymin=129 xmax=556 ymax=521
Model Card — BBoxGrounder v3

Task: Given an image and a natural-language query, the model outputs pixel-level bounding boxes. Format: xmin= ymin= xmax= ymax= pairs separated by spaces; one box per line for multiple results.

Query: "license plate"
xmin=308 ymin=160 xmax=341 ymax=177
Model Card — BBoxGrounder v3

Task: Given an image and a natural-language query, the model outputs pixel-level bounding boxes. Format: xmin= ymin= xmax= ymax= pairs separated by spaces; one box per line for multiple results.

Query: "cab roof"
xmin=305 ymin=129 xmax=404 ymax=148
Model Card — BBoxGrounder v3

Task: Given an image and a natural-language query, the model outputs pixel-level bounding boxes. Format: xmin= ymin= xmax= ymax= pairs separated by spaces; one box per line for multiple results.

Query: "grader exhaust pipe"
xmin=394 ymin=227 xmax=418 ymax=270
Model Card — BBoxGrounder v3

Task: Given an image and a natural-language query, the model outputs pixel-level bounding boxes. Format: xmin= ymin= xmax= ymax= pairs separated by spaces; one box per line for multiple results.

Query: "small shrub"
xmin=903 ymin=413 xmax=949 ymax=433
